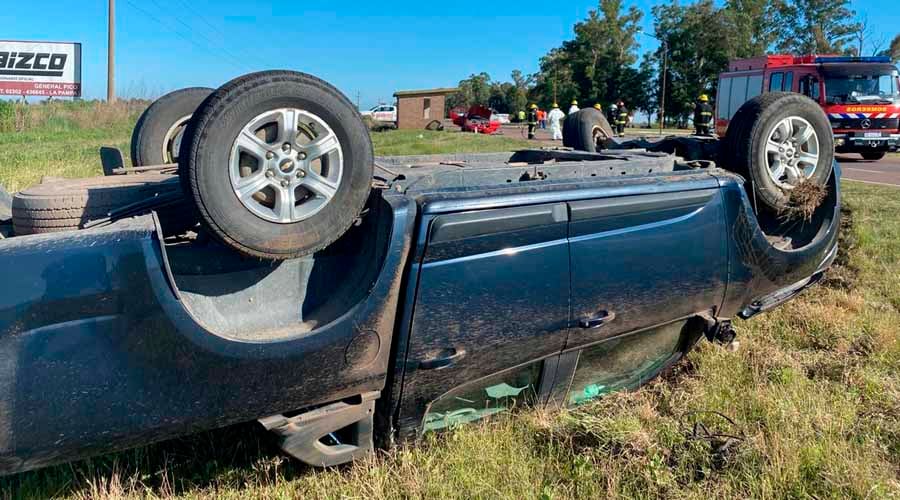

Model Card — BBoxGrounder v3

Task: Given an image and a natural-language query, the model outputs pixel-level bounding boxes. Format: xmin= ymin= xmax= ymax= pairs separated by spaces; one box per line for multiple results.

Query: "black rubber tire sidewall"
xmin=861 ymin=151 xmax=885 ymax=161
xmin=724 ymin=92 xmax=834 ymax=212
xmin=562 ymin=112 xmax=578 ymax=148
xmin=562 ymin=109 xmax=614 ymax=152
xmin=183 ymin=71 xmax=373 ymax=260
xmin=131 ymin=87 xmax=213 ymax=166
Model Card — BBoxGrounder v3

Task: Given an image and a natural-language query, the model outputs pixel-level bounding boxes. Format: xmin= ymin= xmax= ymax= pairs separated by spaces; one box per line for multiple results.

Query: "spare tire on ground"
xmin=723 ymin=92 xmax=833 ymax=212
xmin=563 ymin=108 xmax=615 ymax=152
xmin=131 ymin=87 xmax=213 ymax=167
xmin=179 ymin=70 xmax=374 ymax=260
xmin=11 ymin=175 xmax=186 ymax=235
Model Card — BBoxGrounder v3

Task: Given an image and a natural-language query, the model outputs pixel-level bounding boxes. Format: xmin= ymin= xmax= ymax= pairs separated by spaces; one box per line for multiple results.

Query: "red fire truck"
xmin=716 ymin=55 xmax=900 ymax=160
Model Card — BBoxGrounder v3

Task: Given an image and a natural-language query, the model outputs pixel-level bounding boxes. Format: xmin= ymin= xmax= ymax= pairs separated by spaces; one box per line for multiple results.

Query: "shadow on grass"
xmin=0 ymin=422 xmax=318 ymax=498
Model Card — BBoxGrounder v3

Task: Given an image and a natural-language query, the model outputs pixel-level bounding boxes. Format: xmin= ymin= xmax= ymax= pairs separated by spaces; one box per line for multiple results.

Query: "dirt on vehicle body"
xmin=0 ymin=71 xmax=841 ymax=476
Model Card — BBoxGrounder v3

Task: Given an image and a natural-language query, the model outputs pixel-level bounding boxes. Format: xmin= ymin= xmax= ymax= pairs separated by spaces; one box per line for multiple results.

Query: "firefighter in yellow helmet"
xmin=593 ymin=103 xmax=602 ymax=111
xmin=615 ymin=100 xmax=628 ymax=137
xmin=568 ymin=99 xmax=580 ymax=114
xmin=526 ymin=103 xmax=539 ymax=139
xmin=694 ymin=94 xmax=713 ymax=136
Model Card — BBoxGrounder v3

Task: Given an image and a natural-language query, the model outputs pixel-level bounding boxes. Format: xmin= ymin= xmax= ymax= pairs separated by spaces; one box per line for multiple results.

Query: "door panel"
xmin=567 ymin=189 xmax=727 ymax=349
xmin=398 ymin=203 xmax=570 ymax=432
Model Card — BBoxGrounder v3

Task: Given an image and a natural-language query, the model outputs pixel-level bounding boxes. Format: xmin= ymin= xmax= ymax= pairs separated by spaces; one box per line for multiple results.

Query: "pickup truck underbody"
xmin=0 ymin=148 xmax=840 ymax=474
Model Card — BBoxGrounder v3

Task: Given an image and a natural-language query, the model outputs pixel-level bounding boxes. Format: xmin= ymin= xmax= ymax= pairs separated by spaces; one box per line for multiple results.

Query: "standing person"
xmin=548 ymin=103 xmax=565 ymax=140
xmin=526 ymin=104 xmax=539 ymax=139
xmin=517 ymin=109 xmax=526 ymax=123
xmin=608 ymin=103 xmax=618 ymax=125
xmin=568 ymin=99 xmax=580 ymax=114
xmin=615 ymin=100 xmax=629 ymax=137
xmin=694 ymin=94 xmax=713 ymax=136
xmin=593 ymin=103 xmax=602 ymax=112
xmin=538 ymin=108 xmax=546 ymax=129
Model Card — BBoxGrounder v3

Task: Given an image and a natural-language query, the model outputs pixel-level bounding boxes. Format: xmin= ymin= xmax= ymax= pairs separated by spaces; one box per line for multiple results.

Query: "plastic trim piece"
xmin=259 ymin=391 xmax=380 ymax=467
xmin=568 ymin=189 xmax=715 ymax=221
xmin=429 ymin=203 xmax=568 ymax=243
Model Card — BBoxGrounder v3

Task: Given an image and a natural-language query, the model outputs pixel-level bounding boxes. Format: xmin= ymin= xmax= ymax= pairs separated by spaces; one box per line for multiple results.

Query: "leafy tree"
xmin=447 ymin=70 xmax=535 ymax=117
xmin=446 ymin=73 xmax=492 ymax=110
xmin=646 ymin=0 xmax=732 ymax=125
xmin=774 ymin=0 xmax=860 ymax=54
xmin=531 ymin=46 xmax=580 ymax=108
xmin=723 ymin=0 xmax=782 ymax=57
xmin=531 ymin=0 xmax=649 ymax=112
xmin=888 ymin=34 xmax=900 ymax=62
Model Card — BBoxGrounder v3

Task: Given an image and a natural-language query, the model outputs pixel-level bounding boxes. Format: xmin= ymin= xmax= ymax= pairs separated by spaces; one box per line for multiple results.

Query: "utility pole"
xmin=107 ymin=0 xmax=116 ymax=103
xmin=659 ymin=39 xmax=667 ymax=135
xmin=356 ymin=91 xmax=361 ymax=111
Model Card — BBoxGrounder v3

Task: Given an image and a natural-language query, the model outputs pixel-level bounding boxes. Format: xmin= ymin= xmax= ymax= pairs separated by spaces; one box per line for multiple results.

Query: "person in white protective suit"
xmin=548 ymin=103 xmax=565 ymax=140
xmin=568 ymin=99 xmax=580 ymax=114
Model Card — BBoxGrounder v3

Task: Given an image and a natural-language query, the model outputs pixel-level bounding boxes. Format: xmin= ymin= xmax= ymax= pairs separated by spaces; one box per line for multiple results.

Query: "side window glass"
xmin=800 ymin=75 xmax=820 ymax=100
xmin=769 ymin=72 xmax=783 ymax=92
xmin=567 ymin=321 xmax=687 ymax=405
xmin=717 ymin=78 xmax=732 ymax=120
xmin=423 ymin=363 xmax=541 ymax=432
xmin=746 ymin=75 xmax=763 ymax=100
xmin=728 ymin=76 xmax=748 ymax=119
xmin=783 ymin=72 xmax=794 ymax=92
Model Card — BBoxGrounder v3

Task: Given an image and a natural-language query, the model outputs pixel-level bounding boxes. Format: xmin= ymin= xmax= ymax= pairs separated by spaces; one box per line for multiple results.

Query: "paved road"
xmin=837 ymin=154 xmax=900 ymax=187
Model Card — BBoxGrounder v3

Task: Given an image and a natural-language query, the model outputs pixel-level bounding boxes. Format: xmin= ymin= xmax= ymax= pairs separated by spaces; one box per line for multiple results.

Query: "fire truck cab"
xmin=716 ymin=55 xmax=900 ymax=160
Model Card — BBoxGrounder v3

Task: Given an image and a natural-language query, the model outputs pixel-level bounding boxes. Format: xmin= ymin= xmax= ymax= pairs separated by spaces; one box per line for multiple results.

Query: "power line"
xmin=121 ymin=0 xmax=245 ymax=74
xmin=163 ymin=0 xmax=285 ymax=73
xmin=144 ymin=0 xmax=249 ymax=72
xmin=170 ymin=0 xmax=233 ymax=43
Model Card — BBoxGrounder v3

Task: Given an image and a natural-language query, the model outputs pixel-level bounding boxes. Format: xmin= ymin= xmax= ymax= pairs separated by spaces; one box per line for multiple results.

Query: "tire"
xmin=180 ymin=70 xmax=374 ymax=260
xmin=562 ymin=109 xmax=614 ymax=152
xmin=11 ymin=175 xmax=184 ymax=235
xmin=131 ymin=87 xmax=213 ymax=166
xmin=722 ymin=92 xmax=834 ymax=212
xmin=425 ymin=120 xmax=443 ymax=131
xmin=861 ymin=151 xmax=885 ymax=161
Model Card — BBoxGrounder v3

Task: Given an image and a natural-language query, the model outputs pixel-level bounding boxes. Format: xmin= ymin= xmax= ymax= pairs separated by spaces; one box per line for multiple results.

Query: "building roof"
xmin=393 ymin=87 xmax=459 ymax=98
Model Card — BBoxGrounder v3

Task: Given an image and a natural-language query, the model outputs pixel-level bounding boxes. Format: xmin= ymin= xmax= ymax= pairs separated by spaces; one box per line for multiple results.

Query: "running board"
xmin=258 ymin=391 xmax=379 ymax=467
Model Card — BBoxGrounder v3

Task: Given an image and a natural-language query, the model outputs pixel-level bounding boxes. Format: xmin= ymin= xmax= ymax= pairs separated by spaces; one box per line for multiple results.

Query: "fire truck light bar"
xmin=815 ymin=56 xmax=892 ymax=64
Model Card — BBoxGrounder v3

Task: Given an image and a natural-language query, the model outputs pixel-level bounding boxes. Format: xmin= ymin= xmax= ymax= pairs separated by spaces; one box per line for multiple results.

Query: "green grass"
xmin=0 ymin=127 xmax=529 ymax=193
xmin=371 ymin=129 xmax=531 ymax=156
xmin=1 ymin=119 xmax=899 ymax=498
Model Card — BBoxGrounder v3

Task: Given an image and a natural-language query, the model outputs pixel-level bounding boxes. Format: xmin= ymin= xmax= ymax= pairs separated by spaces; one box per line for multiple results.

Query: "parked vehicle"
xmin=360 ymin=104 xmax=397 ymax=124
xmin=717 ymin=55 xmax=900 ymax=160
xmin=0 ymin=71 xmax=840 ymax=476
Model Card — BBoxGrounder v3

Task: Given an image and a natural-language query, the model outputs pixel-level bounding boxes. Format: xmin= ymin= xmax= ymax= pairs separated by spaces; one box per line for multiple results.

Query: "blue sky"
xmin=2 ymin=0 xmax=897 ymax=108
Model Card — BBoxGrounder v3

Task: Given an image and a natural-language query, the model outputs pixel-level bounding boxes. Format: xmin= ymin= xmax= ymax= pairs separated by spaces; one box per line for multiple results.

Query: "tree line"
xmin=447 ymin=0 xmax=900 ymax=126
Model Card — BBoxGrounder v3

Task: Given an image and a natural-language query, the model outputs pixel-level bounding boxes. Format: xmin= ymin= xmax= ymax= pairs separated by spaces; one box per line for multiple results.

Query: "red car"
xmin=451 ymin=105 xmax=502 ymax=135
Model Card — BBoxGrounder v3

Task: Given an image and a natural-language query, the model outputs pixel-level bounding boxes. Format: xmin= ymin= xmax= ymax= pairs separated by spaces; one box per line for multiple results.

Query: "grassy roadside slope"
xmin=0 ymin=119 xmax=898 ymax=498
xmin=0 ymin=122 xmax=530 ymax=193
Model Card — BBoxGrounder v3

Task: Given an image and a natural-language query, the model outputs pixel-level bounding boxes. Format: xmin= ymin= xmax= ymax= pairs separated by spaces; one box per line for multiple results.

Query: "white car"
xmin=361 ymin=104 xmax=397 ymax=123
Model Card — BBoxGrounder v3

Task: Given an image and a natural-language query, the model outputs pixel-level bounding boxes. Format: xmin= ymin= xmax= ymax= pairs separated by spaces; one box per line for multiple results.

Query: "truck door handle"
xmin=579 ymin=311 xmax=616 ymax=329
xmin=418 ymin=348 xmax=466 ymax=370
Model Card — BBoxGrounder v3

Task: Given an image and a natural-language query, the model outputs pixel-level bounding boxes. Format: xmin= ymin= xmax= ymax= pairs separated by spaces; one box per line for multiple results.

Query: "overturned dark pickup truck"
xmin=0 ymin=71 xmax=840 ymax=475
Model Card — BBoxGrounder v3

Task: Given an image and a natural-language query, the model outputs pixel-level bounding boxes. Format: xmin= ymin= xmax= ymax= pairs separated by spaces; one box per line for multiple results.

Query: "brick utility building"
xmin=393 ymin=87 xmax=459 ymax=129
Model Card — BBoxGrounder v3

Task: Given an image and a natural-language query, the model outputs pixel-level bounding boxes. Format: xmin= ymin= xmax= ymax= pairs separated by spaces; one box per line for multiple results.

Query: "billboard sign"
xmin=0 ymin=40 xmax=82 ymax=97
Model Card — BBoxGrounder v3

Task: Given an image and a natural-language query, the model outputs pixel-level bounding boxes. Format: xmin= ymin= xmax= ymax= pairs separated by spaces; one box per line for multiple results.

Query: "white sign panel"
xmin=0 ymin=40 xmax=82 ymax=97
